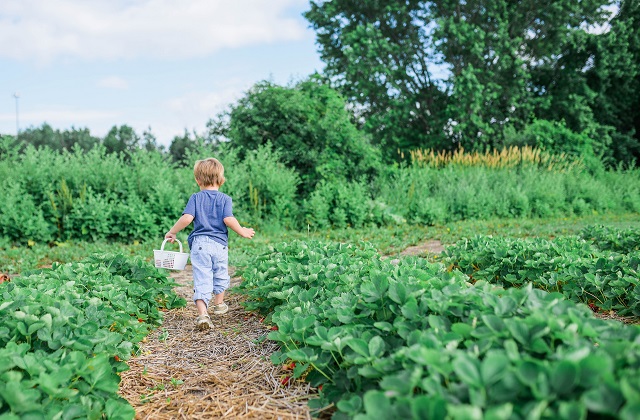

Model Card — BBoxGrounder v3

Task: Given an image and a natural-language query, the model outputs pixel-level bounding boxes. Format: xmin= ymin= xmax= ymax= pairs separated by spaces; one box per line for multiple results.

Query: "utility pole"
xmin=13 ymin=92 xmax=20 ymax=139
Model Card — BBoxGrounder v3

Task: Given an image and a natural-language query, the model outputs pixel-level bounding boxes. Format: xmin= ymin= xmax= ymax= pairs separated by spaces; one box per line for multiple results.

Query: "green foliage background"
xmin=0 ymin=141 xmax=638 ymax=245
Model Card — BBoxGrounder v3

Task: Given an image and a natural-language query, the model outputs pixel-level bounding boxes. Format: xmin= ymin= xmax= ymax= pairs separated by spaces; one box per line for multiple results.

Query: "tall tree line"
xmin=305 ymin=0 xmax=640 ymax=164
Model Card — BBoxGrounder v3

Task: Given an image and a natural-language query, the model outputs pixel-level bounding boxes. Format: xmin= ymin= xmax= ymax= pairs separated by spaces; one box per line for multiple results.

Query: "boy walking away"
xmin=165 ymin=158 xmax=255 ymax=330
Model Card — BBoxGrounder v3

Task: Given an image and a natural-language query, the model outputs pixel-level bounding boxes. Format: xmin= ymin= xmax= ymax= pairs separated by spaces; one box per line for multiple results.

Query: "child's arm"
xmin=165 ymin=214 xmax=194 ymax=242
xmin=224 ymin=217 xmax=255 ymax=239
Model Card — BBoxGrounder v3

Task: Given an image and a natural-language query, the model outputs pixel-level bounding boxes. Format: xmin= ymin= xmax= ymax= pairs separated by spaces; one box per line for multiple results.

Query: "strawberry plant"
xmin=580 ymin=225 xmax=640 ymax=253
xmin=444 ymin=231 xmax=640 ymax=315
xmin=237 ymin=240 xmax=640 ymax=419
xmin=0 ymin=254 xmax=185 ymax=419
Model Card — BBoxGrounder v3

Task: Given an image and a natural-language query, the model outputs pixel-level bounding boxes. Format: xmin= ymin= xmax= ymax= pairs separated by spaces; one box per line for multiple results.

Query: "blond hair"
xmin=194 ymin=158 xmax=225 ymax=187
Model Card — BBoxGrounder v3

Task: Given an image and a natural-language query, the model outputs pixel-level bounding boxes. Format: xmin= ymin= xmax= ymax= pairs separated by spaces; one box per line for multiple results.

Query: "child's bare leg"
xmin=195 ymin=299 xmax=208 ymax=316
xmin=213 ymin=292 xmax=225 ymax=306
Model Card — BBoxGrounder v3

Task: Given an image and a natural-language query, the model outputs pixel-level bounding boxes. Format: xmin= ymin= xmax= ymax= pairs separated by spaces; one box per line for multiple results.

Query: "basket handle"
xmin=161 ymin=238 xmax=183 ymax=253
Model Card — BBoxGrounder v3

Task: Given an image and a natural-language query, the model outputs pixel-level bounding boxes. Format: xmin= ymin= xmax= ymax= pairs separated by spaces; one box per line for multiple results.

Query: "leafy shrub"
xmin=223 ymin=144 xmax=300 ymax=227
xmin=211 ymin=77 xmax=381 ymax=196
xmin=304 ymin=180 xmax=370 ymax=228
xmin=0 ymin=184 xmax=54 ymax=244
xmin=378 ymin=164 xmax=638 ymax=224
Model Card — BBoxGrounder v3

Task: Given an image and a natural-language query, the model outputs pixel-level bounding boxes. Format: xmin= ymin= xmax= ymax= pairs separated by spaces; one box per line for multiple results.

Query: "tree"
xmin=142 ymin=127 xmax=163 ymax=153
xmin=305 ymin=1 xmax=449 ymax=155
xmin=16 ymin=123 xmax=101 ymax=152
xmin=208 ymin=77 xmax=381 ymax=195
xmin=103 ymin=125 xmax=140 ymax=155
xmin=305 ymin=0 xmax=613 ymax=156
xmin=168 ymin=131 xmax=202 ymax=165
xmin=587 ymin=0 xmax=640 ymax=164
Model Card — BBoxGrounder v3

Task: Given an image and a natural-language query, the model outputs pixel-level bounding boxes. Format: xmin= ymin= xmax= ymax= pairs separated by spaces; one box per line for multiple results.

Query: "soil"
xmin=399 ymin=240 xmax=445 ymax=256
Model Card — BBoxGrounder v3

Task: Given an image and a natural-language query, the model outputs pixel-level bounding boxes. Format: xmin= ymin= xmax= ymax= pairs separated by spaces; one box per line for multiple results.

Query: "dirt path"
xmin=120 ymin=266 xmax=312 ymax=419
xmin=399 ymin=239 xmax=445 ymax=256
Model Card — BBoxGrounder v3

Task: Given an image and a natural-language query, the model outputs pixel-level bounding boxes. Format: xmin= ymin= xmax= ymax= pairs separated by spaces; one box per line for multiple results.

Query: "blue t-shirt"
xmin=183 ymin=190 xmax=234 ymax=249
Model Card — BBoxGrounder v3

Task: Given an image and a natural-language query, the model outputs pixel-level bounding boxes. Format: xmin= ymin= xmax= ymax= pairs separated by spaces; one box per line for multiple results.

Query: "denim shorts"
xmin=190 ymin=235 xmax=230 ymax=307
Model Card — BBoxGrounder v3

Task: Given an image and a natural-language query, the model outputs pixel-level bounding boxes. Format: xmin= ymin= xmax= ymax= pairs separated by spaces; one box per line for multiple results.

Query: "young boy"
xmin=165 ymin=157 xmax=255 ymax=330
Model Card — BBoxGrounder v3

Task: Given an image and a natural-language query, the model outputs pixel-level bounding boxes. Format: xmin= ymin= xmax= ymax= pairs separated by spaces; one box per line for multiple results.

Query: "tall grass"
xmin=410 ymin=146 xmax=583 ymax=172
xmin=377 ymin=164 xmax=640 ymax=224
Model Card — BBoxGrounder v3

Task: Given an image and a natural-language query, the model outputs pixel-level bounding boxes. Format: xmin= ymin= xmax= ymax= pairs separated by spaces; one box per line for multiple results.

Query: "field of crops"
xmin=0 ymin=255 xmax=185 ymax=419
xmin=236 ymin=224 xmax=640 ymax=419
xmin=1 ymin=218 xmax=640 ymax=418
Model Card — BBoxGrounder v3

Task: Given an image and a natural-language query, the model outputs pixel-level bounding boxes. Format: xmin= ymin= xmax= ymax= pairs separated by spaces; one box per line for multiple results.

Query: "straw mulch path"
xmin=119 ymin=266 xmax=313 ymax=419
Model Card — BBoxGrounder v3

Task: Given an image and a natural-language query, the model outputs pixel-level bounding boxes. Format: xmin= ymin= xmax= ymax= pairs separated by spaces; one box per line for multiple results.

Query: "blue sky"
xmin=0 ymin=0 xmax=324 ymax=146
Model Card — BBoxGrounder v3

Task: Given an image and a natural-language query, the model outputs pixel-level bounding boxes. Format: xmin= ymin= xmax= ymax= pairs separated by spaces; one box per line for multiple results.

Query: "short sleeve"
xmin=222 ymin=196 xmax=234 ymax=219
xmin=183 ymin=194 xmax=196 ymax=216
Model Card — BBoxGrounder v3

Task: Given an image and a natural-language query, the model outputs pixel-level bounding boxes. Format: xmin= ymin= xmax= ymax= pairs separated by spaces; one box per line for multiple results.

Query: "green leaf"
xmin=451 ymin=323 xmax=473 ymax=338
xmin=0 ymin=382 xmax=41 ymax=414
xmin=105 ymin=398 xmax=136 ymax=420
xmin=348 ymin=338 xmax=370 ymax=357
xmin=504 ymin=319 xmax=529 ymax=345
xmin=453 ymin=353 xmax=482 ymax=388
xmin=504 ymin=339 xmax=520 ymax=361
xmin=84 ymin=354 xmax=119 ymax=393
xmin=551 ymin=360 xmax=578 ymax=395
xmin=558 ymin=401 xmax=586 ymax=420
xmin=293 ymin=316 xmax=315 ymax=332
xmin=481 ymin=352 xmax=509 ymax=386
xmin=371 ymin=272 xmax=389 ymax=295
xmin=482 ymin=314 xmax=506 ymax=333
xmin=582 ymin=382 xmax=624 ymax=415
xmin=38 ymin=372 xmax=78 ymax=399
xmin=516 ymin=360 xmax=541 ymax=387
xmin=446 ymin=404 xmax=482 ymax=420
xmin=620 ymin=402 xmax=640 ymax=420
xmin=401 ymin=297 xmax=420 ymax=320
xmin=286 ymin=348 xmax=318 ymax=363
xmin=337 ymin=395 xmax=362 ymax=414
xmin=411 ymin=395 xmax=447 ymax=420
xmin=373 ymin=322 xmax=393 ymax=332
xmin=293 ymin=362 xmax=309 ymax=379
xmin=485 ymin=403 xmax=514 ymax=420
xmin=363 ymin=391 xmax=392 ymax=416
xmin=389 ymin=282 xmax=407 ymax=304
xmin=368 ymin=336 xmax=385 ymax=358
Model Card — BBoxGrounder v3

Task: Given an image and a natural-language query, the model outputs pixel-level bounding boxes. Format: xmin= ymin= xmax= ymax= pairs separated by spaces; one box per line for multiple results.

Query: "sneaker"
xmin=196 ymin=314 xmax=213 ymax=330
xmin=212 ymin=302 xmax=229 ymax=315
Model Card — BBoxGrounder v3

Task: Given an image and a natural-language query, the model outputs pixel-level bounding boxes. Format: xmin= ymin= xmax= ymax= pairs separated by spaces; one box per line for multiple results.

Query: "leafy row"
xmin=0 ymin=254 xmax=186 ymax=419
xmin=579 ymin=225 xmax=640 ymax=253
xmin=237 ymin=240 xmax=640 ymax=419
xmin=444 ymin=232 xmax=640 ymax=315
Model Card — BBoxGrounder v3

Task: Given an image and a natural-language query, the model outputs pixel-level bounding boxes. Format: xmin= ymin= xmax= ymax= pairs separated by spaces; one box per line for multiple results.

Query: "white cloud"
xmin=0 ymin=0 xmax=309 ymax=62
xmin=97 ymin=76 xmax=129 ymax=89
xmin=151 ymin=82 xmax=249 ymax=143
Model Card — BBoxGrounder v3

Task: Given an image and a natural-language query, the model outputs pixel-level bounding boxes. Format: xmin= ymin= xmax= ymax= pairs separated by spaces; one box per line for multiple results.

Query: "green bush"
xmin=304 ymin=180 xmax=371 ymax=228
xmin=377 ymin=165 xmax=639 ymax=224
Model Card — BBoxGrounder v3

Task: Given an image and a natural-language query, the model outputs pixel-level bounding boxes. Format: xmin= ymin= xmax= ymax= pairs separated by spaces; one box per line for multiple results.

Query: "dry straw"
xmin=119 ymin=268 xmax=318 ymax=419
xmin=410 ymin=146 xmax=583 ymax=172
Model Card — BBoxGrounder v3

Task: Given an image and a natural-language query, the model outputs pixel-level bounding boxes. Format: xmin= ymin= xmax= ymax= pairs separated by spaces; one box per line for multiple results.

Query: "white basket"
xmin=154 ymin=239 xmax=189 ymax=270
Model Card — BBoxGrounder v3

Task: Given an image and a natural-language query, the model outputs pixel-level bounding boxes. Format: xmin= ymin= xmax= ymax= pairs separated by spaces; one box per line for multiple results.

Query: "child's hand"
xmin=241 ymin=227 xmax=255 ymax=239
xmin=165 ymin=232 xmax=177 ymax=243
